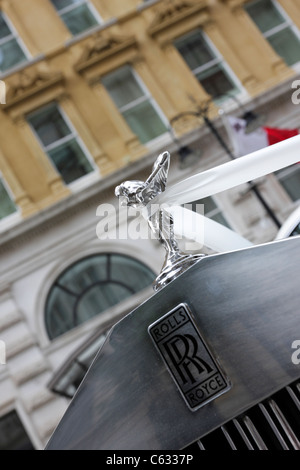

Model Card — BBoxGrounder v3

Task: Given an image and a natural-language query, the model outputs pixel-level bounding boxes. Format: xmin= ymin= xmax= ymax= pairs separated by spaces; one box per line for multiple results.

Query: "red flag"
xmin=264 ymin=127 xmax=299 ymax=146
xmin=226 ymin=116 xmax=299 ymax=156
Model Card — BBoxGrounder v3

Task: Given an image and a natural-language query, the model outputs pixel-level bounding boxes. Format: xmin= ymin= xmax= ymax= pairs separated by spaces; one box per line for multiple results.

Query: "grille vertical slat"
xmin=286 ymin=386 xmax=300 ymax=411
xmin=268 ymin=399 xmax=300 ymax=450
xmin=185 ymin=379 xmax=300 ymax=451
xmin=196 ymin=440 xmax=205 ymax=450
xmin=233 ymin=418 xmax=254 ymax=449
xmin=258 ymin=403 xmax=289 ymax=450
xmin=221 ymin=425 xmax=237 ymax=449
xmin=241 ymin=415 xmax=268 ymax=450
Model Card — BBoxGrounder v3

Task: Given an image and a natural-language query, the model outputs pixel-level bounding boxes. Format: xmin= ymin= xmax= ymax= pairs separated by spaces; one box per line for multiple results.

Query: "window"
xmin=245 ymin=0 xmax=300 ymax=66
xmin=45 ymin=254 xmax=156 ymax=339
xmin=191 ymin=196 xmax=230 ymax=228
xmin=50 ymin=0 xmax=100 ymax=36
xmin=102 ymin=66 xmax=168 ymax=144
xmin=0 ymin=12 xmax=27 ymax=72
xmin=276 ymin=164 xmax=300 ymax=202
xmin=49 ymin=333 xmax=107 ymax=398
xmin=0 ymin=177 xmax=17 ymax=220
xmin=174 ymin=30 xmax=239 ymax=101
xmin=27 ymin=103 xmax=94 ymax=185
xmin=0 ymin=411 xmax=34 ymax=450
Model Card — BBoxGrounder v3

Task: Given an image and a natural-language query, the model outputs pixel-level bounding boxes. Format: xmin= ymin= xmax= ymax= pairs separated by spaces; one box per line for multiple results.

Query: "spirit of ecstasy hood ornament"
xmin=115 ymin=151 xmax=203 ymax=291
xmin=115 ymin=135 xmax=300 ymax=290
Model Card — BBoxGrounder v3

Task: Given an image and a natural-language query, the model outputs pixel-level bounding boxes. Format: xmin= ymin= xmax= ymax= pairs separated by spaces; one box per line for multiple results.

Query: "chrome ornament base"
xmin=153 ymin=252 xmax=204 ymax=292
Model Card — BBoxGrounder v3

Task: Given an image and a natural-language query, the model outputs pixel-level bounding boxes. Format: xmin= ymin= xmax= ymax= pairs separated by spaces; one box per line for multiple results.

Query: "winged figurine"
xmin=115 ymin=151 xmax=202 ymax=290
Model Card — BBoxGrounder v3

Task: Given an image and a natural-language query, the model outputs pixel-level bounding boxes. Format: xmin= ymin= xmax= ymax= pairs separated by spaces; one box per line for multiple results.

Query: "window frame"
xmin=27 ymin=102 xmax=97 ymax=188
xmin=44 ymin=253 xmax=156 ymax=341
xmin=245 ymin=0 xmax=300 ymax=68
xmin=174 ymin=29 xmax=243 ymax=103
xmin=102 ymin=65 xmax=169 ymax=147
xmin=0 ymin=11 xmax=30 ymax=74
xmin=50 ymin=0 xmax=102 ymax=36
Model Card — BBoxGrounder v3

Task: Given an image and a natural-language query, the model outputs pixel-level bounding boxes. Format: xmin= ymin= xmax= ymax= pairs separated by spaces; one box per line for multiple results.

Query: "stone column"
xmin=203 ymin=20 xmax=259 ymax=93
xmin=59 ymin=95 xmax=116 ymax=176
xmin=133 ymin=56 xmax=177 ymax=120
xmin=231 ymin=5 xmax=294 ymax=80
xmin=0 ymin=149 xmax=37 ymax=218
xmin=92 ymin=82 xmax=146 ymax=161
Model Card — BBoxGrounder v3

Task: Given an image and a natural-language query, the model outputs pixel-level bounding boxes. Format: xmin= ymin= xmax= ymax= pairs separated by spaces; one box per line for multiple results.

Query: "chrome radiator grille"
xmin=186 ymin=379 xmax=300 ymax=450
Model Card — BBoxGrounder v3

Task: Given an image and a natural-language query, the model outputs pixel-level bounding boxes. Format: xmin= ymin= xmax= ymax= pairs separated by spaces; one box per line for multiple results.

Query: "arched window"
xmin=45 ymin=254 xmax=156 ymax=340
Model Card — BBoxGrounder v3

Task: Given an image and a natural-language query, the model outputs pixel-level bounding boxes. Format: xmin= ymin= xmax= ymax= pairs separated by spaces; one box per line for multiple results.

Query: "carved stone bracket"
xmin=74 ymin=31 xmax=140 ymax=82
xmin=148 ymin=0 xmax=211 ymax=45
xmin=218 ymin=0 xmax=246 ymax=11
xmin=3 ymin=64 xmax=65 ymax=115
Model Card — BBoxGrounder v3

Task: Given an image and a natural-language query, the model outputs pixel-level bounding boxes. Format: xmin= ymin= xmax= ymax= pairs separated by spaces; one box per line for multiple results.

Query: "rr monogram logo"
xmin=163 ymin=334 xmax=213 ymax=385
xmin=149 ymin=304 xmax=230 ymax=411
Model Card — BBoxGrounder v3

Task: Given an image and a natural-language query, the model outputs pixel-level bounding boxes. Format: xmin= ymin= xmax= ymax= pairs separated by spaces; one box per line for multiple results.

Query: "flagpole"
xmin=170 ymin=105 xmax=282 ymax=229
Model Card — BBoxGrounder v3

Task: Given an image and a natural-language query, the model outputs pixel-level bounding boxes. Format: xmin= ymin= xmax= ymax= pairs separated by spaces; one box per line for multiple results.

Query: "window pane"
xmin=102 ymin=67 xmax=144 ymax=109
xmin=28 ymin=105 xmax=71 ymax=147
xmin=61 ymin=4 xmax=98 ymax=35
xmin=278 ymin=167 xmax=300 ymax=201
xmin=60 ymin=256 xmax=108 ymax=292
xmin=46 ymin=286 xmax=77 ymax=339
xmin=268 ymin=28 xmax=300 ymax=66
xmin=191 ymin=197 xmax=230 ymax=228
xmin=291 ymin=223 xmax=300 ymax=236
xmin=123 ymin=100 xmax=167 ymax=144
xmin=48 ymin=138 xmax=93 ymax=184
xmin=0 ymin=12 xmax=12 ymax=39
xmin=210 ymin=212 xmax=230 ymax=228
xmin=0 ymin=411 xmax=34 ymax=450
xmin=0 ymin=39 xmax=26 ymax=72
xmin=76 ymin=284 xmax=132 ymax=325
xmin=110 ymin=254 xmax=156 ymax=291
xmin=175 ymin=32 xmax=215 ymax=70
xmin=51 ymin=0 xmax=82 ymax=11
xmin=196 ymin=196 xmax=217 ymax=214
xmin=195 ymin=64 xmax=237 ymax=100
xmin=245 ymin=0 xmax=284 ymax=33
xmin=0 ymin=179 xmax=16 ymax=220
xmin=175 ymin=30 xmax=239 ymax=100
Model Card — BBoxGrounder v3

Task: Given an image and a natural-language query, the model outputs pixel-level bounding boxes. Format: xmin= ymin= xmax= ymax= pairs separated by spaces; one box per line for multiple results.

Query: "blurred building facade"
xmin=0 ymin=0 xmax=300 ymax=449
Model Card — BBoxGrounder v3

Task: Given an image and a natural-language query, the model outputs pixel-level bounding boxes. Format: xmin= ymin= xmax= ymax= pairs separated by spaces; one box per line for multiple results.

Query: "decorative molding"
xmin=2 ymin=64 xmax=65 ymax=113
xmin=218 ymin=0 xmax=247 ymax=11
xmin=74 ymin=32 xmax=139 ymax=80
xmin=148 ymin=0 xmax=211 ymax=44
